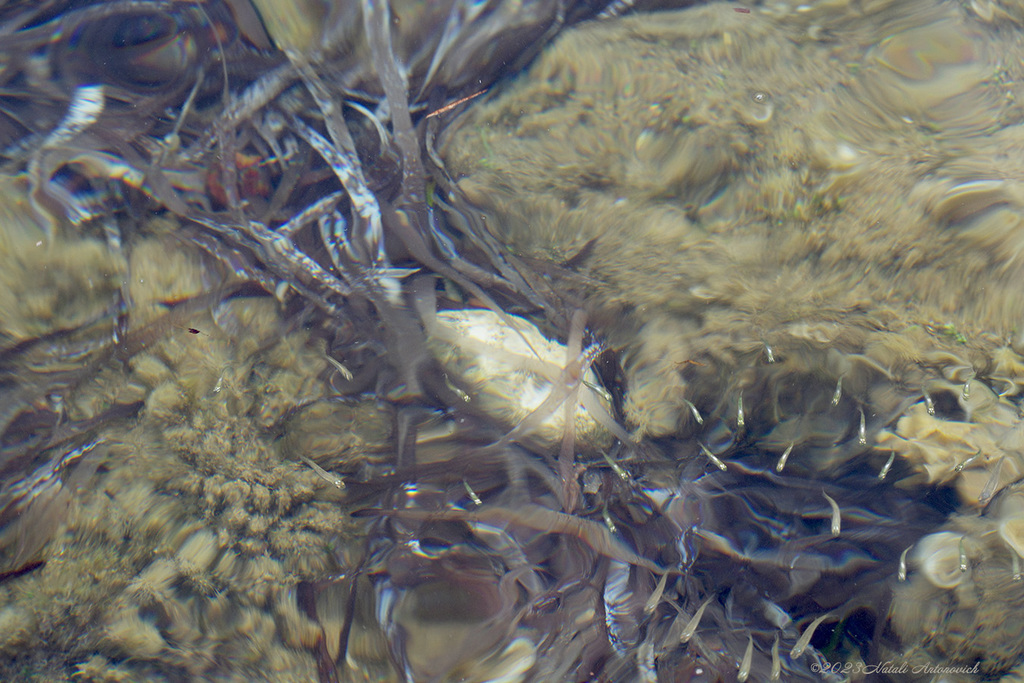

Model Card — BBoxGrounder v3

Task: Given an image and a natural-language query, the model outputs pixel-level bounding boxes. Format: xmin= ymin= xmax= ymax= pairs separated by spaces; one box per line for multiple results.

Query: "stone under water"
xmin=439 ymin=0 xmax=1024 ymax=676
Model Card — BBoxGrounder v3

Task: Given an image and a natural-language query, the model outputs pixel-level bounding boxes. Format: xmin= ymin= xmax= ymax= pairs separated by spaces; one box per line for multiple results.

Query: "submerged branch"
xmin=360 ymin=0 xmax=425 ymax=210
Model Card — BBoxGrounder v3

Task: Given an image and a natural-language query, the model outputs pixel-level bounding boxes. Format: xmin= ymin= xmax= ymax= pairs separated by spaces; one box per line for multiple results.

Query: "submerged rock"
xmin=6 ymin=0 xmax=1024 ymax=679
xmin=441 ymin=0 xmax=1024 ymax=441
xmin=438 ymin=0 xmax=1024 ymax=676
xmin=891 ymin=486 xmax=1024 ymax=677
xmin=427 ymin=308 xmax=620 ymax=453
xmin=0 ymin=174 xmax=126 ymax=345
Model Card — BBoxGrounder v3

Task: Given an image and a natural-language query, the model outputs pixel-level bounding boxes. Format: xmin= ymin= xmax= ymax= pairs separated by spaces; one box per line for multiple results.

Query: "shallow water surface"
xmin=1 ymin=0 xmax=1023 ymax=681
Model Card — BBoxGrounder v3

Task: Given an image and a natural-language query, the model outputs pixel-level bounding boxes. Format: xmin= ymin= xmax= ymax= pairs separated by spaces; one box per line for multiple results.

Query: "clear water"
xmin=0 ymin=0 xmax=1022 ymax=681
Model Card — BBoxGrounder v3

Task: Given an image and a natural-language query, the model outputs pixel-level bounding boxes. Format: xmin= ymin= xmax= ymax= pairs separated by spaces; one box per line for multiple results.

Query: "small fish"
xmin=954 ymin=450 xmax=981 ymax=473
xmin=738 ymin=634 xmax=754 ymax=682
xmin=924 ymin=392 xmax=935 ymax=415
xmin=978 ymin=457 xmax=1006 ymax=505
xmin=959 ymin=536 xmax=968 ymax=572
xmin=644 ymin=571 xmax=671 ymax=615
xmin=822 ymin=491 xmax=841 ymax=537
xmin=962 ymin=380 xmax=972 ymax=400
xmin=601 ymin=451 xmax=630 ymax=482
xmin=790 ymin=613 xmax=831 ymax=658
xmin=683 ymin=399 xmax=704 ymax=425
xmin=443 ymin=374 xmax=471 ymax=403
xmin=878 ymin=450 xmax=895 ymax=480
xmin=831 ymin=375 xmax=843 ymax=406
xmin=736 ymin=394 xmax=745 ymax=429
xmin=776 ymin=442 xmax=794 ymax=473
xmin=898 ymin=546 xmax=910 ymax=582
xmin=326 ymin=355 xmax=354 ymax=381
xmin=1013 ymin=552 xmax=1022 ymax=581
xmin=602 ymin=504 xmax=617 ymax=534
xmin=764 ymin=342 xmax=775 ymax=363
xmin=770 ymin=633 xmax=781 ymax=680
xmin=582 ymin=378 xmax=614 ymax=404
xmin=699 ymin=442 xmax=728 ymax=471
xmin=298 ymin=455 xmax=345 ymax=489
xmin=463 ymin=479 xmax=482 ymax=506
xmin=858 ymin=407 xmax=867 ymax=446
xmin=680 ymin=597 xmax=714 ymax=643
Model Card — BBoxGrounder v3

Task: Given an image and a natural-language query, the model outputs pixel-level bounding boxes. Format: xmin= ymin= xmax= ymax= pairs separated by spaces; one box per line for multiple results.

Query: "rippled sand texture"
xmin=441 ymin=0 xmax=1024 ymax=675
xmin=442 ymin=0 xmax=1024 ymax=436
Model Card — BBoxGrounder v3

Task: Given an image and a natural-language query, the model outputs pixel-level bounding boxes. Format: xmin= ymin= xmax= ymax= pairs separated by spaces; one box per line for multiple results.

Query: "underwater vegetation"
xmin=439 ymin=0 xmax=1024 ymax=679
xmin=1 ymin=0 xmax=1024 ymax=681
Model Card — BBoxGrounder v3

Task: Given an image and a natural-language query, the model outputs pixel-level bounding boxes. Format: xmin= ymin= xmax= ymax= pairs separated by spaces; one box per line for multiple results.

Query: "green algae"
xmin=436 ymin=0 xmax=1024 ymax=674
xmin=0 ymin=207 xmax=397 ymax=680
xmin=440 ymin=0 xmax=1024 ymax=441
xmin=6 ymin=0 xmax=1024 ymax=679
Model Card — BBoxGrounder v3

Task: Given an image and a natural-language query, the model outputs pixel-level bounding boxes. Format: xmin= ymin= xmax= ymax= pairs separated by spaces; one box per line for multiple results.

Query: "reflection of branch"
xmin=370 ymin=504 xmax=662 ymax=573
xmin=361 ymin=0 xmax=424 ymax=210
xmin=0 ymin=436 xmax=109 ymax=578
